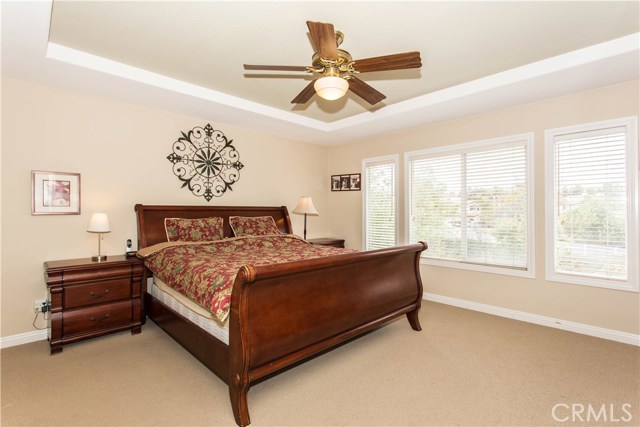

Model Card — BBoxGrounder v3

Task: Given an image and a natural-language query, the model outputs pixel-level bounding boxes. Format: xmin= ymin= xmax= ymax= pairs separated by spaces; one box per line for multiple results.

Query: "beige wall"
xmin=1 ymin=78 xmax=329 ymax=337
xmin=328 ymin=80 xmax=640 ymax=335
xmin=2 ymin=77 xmax=638 ymax=340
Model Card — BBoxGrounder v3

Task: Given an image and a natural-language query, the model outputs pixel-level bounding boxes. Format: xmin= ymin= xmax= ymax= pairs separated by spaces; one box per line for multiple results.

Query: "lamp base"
xmin=91 ymin=255 xmax=108 ymax=262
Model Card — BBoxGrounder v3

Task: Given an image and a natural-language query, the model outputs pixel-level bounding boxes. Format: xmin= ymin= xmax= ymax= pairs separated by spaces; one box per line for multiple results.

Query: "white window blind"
xmin=363 ymin=157 xmax=397 ymax=250
xmin=547 ymin=120 xmax=638 ymax=289
xmin=407 ymin=135 xmax=532 ymax=275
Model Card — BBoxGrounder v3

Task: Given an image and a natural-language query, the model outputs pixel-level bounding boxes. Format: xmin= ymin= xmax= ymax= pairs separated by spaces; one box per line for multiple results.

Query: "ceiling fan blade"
xmin=291 ymin=80 xmax=317 ymax=104
xmin=306 ymin=21 xmax=338 ymax=61
xmin=348 ymin=77 xmax=386 ymax=105
xmin=244 ymin=64 xmax=308 ymax=72
xmin=353 ymin=51 xmax=422 ymax=73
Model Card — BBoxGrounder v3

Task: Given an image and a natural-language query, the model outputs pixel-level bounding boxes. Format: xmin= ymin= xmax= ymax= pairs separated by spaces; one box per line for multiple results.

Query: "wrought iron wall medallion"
xmin=167 ymin=124 xmax=244 ymax=201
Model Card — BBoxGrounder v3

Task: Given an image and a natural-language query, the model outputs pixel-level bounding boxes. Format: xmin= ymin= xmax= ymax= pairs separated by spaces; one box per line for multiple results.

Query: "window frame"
xmin=404 ymin=133 xmax=535 ymax=278
xmin=362 ymin=154 xmax=400 ymax=251
xmin=544 ymin=116 xmax=639 ymax=292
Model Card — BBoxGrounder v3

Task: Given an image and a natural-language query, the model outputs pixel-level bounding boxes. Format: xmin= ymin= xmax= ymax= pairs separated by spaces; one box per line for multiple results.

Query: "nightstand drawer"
xmin=64 ymin=278 xmax=131 ymax=309
xmin=63 ymin=300 xmax=132 ymax=336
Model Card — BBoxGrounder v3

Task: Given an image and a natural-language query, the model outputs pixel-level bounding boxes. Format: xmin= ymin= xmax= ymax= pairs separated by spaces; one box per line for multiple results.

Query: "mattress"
xmin=148 ymin=277 xmax=229 ymax=345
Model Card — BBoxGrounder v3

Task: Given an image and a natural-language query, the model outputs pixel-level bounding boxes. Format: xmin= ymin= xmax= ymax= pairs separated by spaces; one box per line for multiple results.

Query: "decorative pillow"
xmin=164 ymin=217 xmax=224 ymax=242
xmin=229 ymin=216 xmax=280 ymax=237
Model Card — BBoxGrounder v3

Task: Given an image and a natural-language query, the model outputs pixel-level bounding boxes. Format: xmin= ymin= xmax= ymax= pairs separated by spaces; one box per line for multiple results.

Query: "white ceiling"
xmin=2 ymin=1 xmax=639 ymax=145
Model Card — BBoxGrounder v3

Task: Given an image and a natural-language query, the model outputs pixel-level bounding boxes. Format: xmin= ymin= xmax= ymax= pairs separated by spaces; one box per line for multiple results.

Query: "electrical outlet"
xmin=33 ymin=298 xmax=48 ymax=313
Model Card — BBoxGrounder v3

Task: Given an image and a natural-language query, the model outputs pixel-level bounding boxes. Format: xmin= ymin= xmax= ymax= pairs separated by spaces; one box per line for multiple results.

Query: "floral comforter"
xmin=137 ymin=235 xmax=353 ymax=323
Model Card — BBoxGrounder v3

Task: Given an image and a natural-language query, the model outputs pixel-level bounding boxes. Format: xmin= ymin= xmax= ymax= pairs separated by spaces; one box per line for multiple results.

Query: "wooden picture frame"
xmin=331 ymin=173 xmax=361 ymax=191
xmin=31 ymin=170 xmax=81 ymax=215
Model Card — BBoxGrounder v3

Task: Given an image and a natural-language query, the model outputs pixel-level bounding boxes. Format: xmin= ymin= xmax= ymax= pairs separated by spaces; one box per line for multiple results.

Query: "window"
xmin=545 ymin=117 xmax=638 ymax=291
xmin=406 ymin=134 xmax=534 ymax=277
xmin=363 ymin=155 xmax=398 ymax=250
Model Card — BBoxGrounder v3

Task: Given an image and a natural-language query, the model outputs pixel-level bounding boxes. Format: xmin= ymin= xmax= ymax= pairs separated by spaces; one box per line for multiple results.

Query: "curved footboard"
xmin=228 ymin=242 xmax=427 ymax=426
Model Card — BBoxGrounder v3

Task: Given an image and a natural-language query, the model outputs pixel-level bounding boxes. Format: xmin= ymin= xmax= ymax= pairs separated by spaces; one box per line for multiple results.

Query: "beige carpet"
xmin=1 ymin=302 xmax=638 ymax=426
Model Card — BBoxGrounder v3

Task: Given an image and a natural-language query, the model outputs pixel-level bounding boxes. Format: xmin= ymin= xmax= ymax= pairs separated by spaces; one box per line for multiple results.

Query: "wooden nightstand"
xmin=308 ymin=238 xmax=345 ymax=248
xmin=44 ymin=255 xmax=144 ymax=354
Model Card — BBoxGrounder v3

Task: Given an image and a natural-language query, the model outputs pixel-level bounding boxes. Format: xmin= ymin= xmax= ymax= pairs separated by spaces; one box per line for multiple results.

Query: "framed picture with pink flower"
xmin=31 ymin=170 xmax=81 ymax=215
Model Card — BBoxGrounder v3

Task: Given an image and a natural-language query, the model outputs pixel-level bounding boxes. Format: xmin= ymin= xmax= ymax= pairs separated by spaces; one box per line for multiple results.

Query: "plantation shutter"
xmin=409 ymin=142 xmax=529 ymax=269
xmin=552 ymin=126 xmax=628 ymax=280
xmin=364 ymin=160 xmax=396 ymax=250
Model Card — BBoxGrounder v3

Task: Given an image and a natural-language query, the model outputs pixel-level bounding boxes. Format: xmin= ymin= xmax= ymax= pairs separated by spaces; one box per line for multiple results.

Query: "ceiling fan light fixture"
xmin=314 ymin=76 xmax=348 ymax=100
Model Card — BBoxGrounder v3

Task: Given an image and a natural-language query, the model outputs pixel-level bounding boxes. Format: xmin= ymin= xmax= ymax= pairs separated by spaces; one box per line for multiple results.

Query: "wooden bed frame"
xmin=135 ymin=204 xmax=427 ymax=426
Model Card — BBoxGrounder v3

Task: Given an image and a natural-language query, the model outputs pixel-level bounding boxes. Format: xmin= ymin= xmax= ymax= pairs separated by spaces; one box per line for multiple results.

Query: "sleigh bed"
xmin=135 ymin=204 xmax=426 ymax=426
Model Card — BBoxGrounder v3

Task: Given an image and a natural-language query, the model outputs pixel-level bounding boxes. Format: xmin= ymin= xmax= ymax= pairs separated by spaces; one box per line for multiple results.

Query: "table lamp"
xmin=87 ymin=213 xmax=111 ymax=262
xmin=292 ymin=196 xmax=319 ymax=240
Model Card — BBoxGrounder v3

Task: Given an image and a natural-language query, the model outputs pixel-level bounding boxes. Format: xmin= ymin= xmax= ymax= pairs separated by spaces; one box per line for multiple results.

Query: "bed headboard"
xmin=134 ymin=204 xmax=293 ymax=249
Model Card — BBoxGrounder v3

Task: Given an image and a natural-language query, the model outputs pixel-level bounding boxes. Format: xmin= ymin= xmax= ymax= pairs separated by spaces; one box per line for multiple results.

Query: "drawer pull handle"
xmin=90 ymin=314 xmax=110 ymax=323
xmin=90 ymin=289 xmax=110 ymax=298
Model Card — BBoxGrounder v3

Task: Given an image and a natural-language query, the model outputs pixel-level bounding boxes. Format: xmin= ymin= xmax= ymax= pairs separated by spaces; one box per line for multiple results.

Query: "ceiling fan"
xmin=243 ymin=21 xmax=422 ymax=106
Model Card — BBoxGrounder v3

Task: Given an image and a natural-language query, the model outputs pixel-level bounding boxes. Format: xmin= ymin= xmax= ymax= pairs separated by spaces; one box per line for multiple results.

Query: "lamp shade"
xmin=87 ymin=213 xmax=111 ymax=233
xmin=292 ymin=197 xmax=319 ymax=216
xmin=314 ymin=76 xmax=348 ymax=101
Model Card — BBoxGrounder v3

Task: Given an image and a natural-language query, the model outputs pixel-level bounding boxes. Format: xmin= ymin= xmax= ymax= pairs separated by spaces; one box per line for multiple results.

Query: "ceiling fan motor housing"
xmin=310 ymin=49 xmax=355 ymax=76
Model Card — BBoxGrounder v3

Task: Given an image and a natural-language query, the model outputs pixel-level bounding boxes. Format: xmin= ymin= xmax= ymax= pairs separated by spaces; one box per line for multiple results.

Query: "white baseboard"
xmin=3 ymin=296 xmax=638 ymax=348
xmin=0 ymin=329 xmax=47 ymax=349
xmin=424 ymin=293 xmax=640 ymax=346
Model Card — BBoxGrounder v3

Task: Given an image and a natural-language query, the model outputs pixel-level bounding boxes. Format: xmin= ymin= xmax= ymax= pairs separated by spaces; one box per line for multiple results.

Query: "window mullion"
xmin=460 ymin=153 xmax=468 ymax=260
